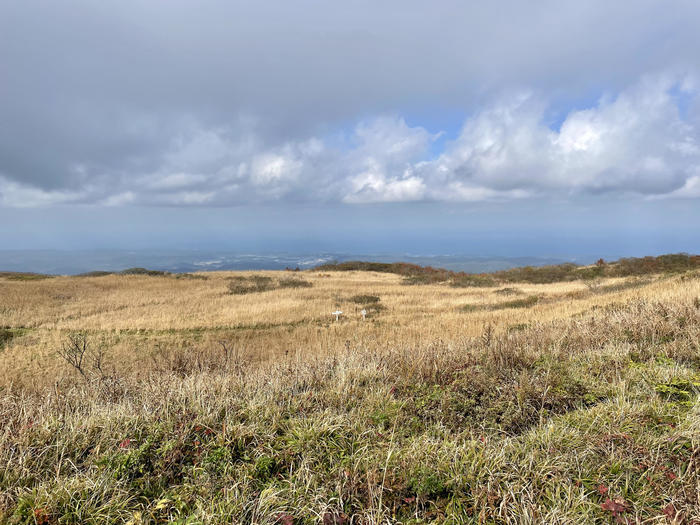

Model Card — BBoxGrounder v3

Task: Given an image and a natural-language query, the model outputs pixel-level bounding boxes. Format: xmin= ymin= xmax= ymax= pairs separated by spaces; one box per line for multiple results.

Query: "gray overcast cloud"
xmin=2 ymin=0 xmax=700 ymax=208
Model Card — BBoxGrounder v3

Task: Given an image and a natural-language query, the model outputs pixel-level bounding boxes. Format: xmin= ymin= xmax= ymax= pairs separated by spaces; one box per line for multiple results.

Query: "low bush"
xmin=494 ymin=287 xmax=523 ymax=295
xmin=120 ymin=267 xmax=169 ymax=276
xmin=227 ymin=275 xmax=275 ymax=294
xmin=0 ymin=272 xmax=52 ymax=281
xmin=462 ymin=295 xmax=539 ymax=312
xmin=76 ymin=270 xmax=114 ymax=277
xmin=596 ymin=278 xmax=651 ymax=294
xmin=316 ymin=253 xmax=700 ymax=286
xmin=227 ymin=275 xmax=312 ymax=294
xmin=277 ymin=277 xmax=312 ymax=289
xmin=349 ymin=294 xmax=381 ymax=304
xmin=174 ymin=273 xmax=209 ymax=280
xmin=0 ymin=329 xmax=16 ymax=348
xmin=449 ymin=274 xmax=497 ymax=287
xmin=76 ymin=270 xmax=208 ymax=279
xmin=655 ymin=377 xmax=700 ymax=403
xmin=498 ymin=295 xmax=539 ymax=309
xmin=494 ymin=263 xmax=582 ymax=284
xmin=318 ymin=261 xmax=454 ymax=285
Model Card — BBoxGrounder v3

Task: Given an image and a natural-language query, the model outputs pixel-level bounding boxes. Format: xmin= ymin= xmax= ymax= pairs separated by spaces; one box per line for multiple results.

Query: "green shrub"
xmin=317 ymin=254 xmax=700 ymax=288
xmin=499 ymin=295 xmax=539 ymax=309
xmin=0 ymin=272 xmax=53 ymax=281
xmin=449 ymin=274 xmax=497 ymax=287
xmin=0 ymin=329 xmax=16 ymax=348
xmin=461 ymin=304 xmax=481 ymax=312
xmin=461 ymin=296 xmax=539 ymax=313
xmin=494 ymin=263 xmax=580 ymax=284
xmin=277 ymin=277 xmax=312 ymax=289
xmin=120 ymin=268 xmax=169 ymax=276
xmin=655 ymin=378 xmax=700 ymax=403
xmin=227 ymin=275 xmax=275 ymax=294
xmin=174 ymin=273 xmax=209 ymax=280
xmin=613 ymin=253 xmax=700 ymax=276
xmin=408 ymin=466 xmax=451 ymax=499
xmin=597 ymin=278 xmax=651 ymax=294
xmin=317 ymin=261 xmax=454 ymax=285
xmin=227 ymin=275 xmax=311 ymax=294
xmin=349 ymin=295 xmax=381 ymax=304
xmin=494 ymin=287 xmax=523 ymax=295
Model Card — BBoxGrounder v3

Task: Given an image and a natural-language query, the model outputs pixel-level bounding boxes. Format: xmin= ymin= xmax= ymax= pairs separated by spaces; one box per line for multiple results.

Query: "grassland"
xmin=0 ymin=259 xmax=699 ymax=523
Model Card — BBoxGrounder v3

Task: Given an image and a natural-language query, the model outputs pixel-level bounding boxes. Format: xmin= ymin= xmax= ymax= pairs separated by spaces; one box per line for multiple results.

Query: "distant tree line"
xmin=315 ymin=253 xmax=700 ymax=286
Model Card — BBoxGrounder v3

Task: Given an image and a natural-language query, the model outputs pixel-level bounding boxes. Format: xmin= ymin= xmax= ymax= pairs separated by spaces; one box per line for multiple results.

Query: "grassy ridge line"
xmin=1 ymin=297 xmax=699 ymax=523
xmin=316 ymin=253 xmax=700 ymax=285
xmin=0 ymin=272 xmax=54 ymax=281
xmin=79 ymin=268 xmax=208 ymax=279
xmin=0 ymin=269 xmax=209 ymax=280
xmin=2 ymin=253 xmax=697 ymax=283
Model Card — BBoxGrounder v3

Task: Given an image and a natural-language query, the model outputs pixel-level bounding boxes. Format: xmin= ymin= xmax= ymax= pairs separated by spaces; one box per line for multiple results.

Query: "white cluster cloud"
xmin=1 ymin=73 xmax=699 ymax=207
xmin=0 ymin=179 xmax=87 ymax=208
xmin=424 ymin=73 xmax=700 ymax=200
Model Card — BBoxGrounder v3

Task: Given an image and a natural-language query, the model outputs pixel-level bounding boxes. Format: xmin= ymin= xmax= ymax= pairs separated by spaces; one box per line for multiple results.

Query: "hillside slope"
xmin=0 ymin=265 xmax=699 ymax=523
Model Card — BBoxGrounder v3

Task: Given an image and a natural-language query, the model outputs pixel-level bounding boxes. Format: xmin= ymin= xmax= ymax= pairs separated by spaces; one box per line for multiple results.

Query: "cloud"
xmin=1 ymin=72 xmax=700 ymax=207
xmin=658 ymin=170 xmax=700 ymax=199
xmin=343 ymin=170 xmax=426 ymax=204
xmin=0 ymin=176 xmax=86 ymax=207
xmin=3 ymin=1 xmax=700 ymax=205
xmin=422 ymin=73 xmax=700 ymax=199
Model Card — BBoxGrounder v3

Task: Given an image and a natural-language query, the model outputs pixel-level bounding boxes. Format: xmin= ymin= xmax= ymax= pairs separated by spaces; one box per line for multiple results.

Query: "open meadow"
xmin=5 ymin=1 xmax=700 ymax=522
xmin=1 ymin=258 xmax=699 ymax=523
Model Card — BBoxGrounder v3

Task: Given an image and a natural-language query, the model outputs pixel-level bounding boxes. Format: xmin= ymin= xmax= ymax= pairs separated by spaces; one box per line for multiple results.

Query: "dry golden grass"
xmin=1 ymin=269 xmax=697 ymax=387
xmin=1 ymin=268 xmax=700 ymax=523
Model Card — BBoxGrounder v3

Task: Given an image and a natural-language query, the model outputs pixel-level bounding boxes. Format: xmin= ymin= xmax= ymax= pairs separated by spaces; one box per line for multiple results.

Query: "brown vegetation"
xmin=0 ymin=260 xmax=699 ymax=522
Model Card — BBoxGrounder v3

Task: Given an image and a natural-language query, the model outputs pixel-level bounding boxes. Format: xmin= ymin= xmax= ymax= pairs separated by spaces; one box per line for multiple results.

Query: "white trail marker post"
xmin=361 ymin=309 xmax=367 ymax=321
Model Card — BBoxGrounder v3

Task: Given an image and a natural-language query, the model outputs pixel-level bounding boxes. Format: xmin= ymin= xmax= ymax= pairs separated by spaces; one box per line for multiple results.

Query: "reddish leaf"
xmin=662 ymin=504 xmax=676 ymax=519
xmin=666 ymin=471 xmax=677 ymax=481
xmin=597 ymin=484 xmax=609 ymax=495
xmin=275 ymin=513 xmax=294 ymax=525
xmin=33 ymin=508 xmax=52 ymax=525
xmin=615 ymin=517 xmax=633 ymax=525
xmin=601 ymin=498 xmax=629 ymax=515
xmin=118 ymin=438 xmax=131 ymax=449
xmin=322 ymin=512 xmax=349 ymax=525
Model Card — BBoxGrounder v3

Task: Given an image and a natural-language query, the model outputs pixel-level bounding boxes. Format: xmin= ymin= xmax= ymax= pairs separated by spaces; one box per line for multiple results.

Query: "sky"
xmin=1 ymin=1 xmax=700 ymax=258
